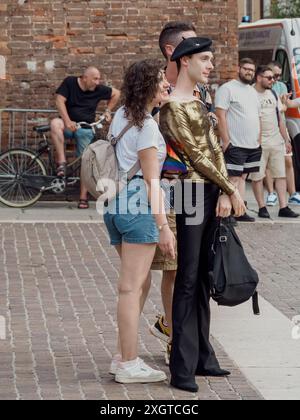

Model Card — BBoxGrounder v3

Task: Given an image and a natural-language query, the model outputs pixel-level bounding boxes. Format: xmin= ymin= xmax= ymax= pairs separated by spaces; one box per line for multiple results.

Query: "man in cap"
xmin=159 ymin=36 xmax=245 ymax=392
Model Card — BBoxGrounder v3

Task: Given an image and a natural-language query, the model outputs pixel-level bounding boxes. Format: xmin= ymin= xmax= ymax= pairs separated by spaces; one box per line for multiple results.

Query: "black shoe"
xmin=196 ymin=368 xmax=231 ymax=377
xmin=235 ymin=213 xmax=255 ymax=222
xmin=229 ymin=215 xmax=238 ymax=226
xmin=258 ymin=207 xmax=271 ymax=219
xmin=170 ymin=379 xmax=199 ymax=393
xmin=278 ymin=206 xmax=299 ymax=218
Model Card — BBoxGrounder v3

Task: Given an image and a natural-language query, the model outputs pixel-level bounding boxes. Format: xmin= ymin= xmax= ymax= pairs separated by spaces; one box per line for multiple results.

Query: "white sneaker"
xmin=109 ymin=354 xmax=121 ymax=375
xmin=266 ymin=192 xmax=278 ymax=206
xmin=288 ymin=192 xmax=300 ymax=205
xmin=115 ymin=358 xmax=167 ymax=384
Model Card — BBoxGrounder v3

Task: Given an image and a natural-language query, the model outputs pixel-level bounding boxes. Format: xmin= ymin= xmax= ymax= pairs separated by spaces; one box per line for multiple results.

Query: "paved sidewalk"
xmin=1 ymin=183 xmax=299 ymax=400
xmin=0 ymin=222 xmax=262 ymax=400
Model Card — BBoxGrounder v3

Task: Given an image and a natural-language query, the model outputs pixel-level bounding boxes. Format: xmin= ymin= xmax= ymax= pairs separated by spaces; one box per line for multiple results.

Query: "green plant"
xmin=270 ymin=0 xmax=300 ymax=18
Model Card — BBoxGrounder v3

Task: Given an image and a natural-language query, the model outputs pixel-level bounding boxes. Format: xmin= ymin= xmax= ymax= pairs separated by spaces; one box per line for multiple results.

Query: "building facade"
xmin=237 ymin=0 xmax=272 ymax=23
xmin=0 ymin=0 xmax=239 ymax=111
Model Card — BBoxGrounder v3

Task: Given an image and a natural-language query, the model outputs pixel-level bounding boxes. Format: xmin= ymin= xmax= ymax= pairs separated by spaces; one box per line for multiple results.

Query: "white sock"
xmin=119 ymin=358 xmax=139 ymax=369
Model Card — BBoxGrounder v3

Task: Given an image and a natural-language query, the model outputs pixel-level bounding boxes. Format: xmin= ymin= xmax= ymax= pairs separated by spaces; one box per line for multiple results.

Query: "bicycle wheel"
xmin=0 ymin=149 xmax=47 ymax=208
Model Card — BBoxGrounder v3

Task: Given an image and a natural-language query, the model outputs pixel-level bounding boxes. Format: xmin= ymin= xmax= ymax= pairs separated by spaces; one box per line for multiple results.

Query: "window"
xmin=276 ymin=49 xmax=292 ymax=91
xmin=262 ymin=0 xmax=271 ymax=18
xmin=294 ymin=48 xmax=300 ymax=86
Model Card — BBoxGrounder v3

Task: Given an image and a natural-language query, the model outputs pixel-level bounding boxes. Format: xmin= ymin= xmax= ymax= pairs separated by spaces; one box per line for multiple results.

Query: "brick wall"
xmin=0 ymin=0 xmax=239 ymax=110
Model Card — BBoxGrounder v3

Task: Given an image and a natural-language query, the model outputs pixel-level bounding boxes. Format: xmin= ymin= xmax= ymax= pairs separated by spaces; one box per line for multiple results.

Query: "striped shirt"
xmin=215 ymin=80 xmax=261 ymax=149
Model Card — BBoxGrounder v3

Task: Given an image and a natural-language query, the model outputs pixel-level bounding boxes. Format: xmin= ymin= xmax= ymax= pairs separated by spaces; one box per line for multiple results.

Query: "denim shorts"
xmin=103 ymin=178 xmax=159 ymax=245
xmin=64 ymin=128 xmax=94 ymax=158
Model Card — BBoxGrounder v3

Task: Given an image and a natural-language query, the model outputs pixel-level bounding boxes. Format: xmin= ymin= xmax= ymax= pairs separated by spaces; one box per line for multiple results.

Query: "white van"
xmin=239 ymin=19 xmax=300 ymax=189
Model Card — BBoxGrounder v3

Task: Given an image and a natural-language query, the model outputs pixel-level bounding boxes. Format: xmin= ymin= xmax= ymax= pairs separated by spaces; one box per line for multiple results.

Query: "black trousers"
xmin=170 ymin=182 xmax=220 ymax=385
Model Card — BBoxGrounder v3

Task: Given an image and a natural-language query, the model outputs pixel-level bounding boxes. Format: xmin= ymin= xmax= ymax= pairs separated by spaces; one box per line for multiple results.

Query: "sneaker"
xmin=165 ymin=342 xmax=171 ymax=366
xmin=115 ymin=358 xmax=167 ymax=384
xmin=109 ymin=354 xmax=121 ymax=375
xmin=258 ymin=206 xmax=271 ymax=219
xmin=149 ymin=315 xmax=170 ymax=343
xmin=266 ymin=192 xmax=278 ymax=207
xmin=278 ymin=206 xmax=299 ymax=218
xmin=288 ymin=192 xmax=300 ymax=206
xmin=235 ymin=213 xmax=255 ymax=222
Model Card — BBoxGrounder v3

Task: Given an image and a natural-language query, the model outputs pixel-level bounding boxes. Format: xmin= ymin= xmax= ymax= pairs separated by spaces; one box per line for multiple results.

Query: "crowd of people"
xmin=50 ymin=21 xmax=300 ymax=393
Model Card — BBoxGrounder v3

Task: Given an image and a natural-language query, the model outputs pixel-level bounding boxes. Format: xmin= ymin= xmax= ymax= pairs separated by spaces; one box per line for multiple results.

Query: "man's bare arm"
xmin=56 ymin=94 xmax=76 ymax=131
xmin=103 ymin=87 xmax=121 ymax=122
xmin=215 ymin=108 xmax=230 ymax=151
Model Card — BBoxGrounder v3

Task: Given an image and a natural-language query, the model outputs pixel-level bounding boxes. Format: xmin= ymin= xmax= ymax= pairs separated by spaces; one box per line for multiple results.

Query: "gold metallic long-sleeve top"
xmin=160 ymin=100 xmax=235 ymax=196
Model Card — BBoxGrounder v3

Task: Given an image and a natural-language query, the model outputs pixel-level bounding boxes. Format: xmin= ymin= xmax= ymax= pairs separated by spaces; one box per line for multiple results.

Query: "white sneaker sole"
xmin=115 ymin=372 xmax=167 ymax=384
xmin=288 ymin=201 xmax=300 ymax=206
xmin=149 ymin=326 xmax=170 ymax=343
xmin=266 ymin=202 xmax=278 ymax=207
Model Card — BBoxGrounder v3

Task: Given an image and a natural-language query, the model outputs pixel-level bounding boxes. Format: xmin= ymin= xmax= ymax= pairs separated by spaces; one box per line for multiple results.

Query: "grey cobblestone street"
xmin=0 ymin=221 xmax=267 ymax=400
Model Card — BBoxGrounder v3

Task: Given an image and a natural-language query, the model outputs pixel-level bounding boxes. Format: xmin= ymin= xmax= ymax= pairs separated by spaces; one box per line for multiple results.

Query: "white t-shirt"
xmin=110 ymin=106 xmax=166 ymax=176
xmin=215 ymin=79 xmax=261 ymax=149
xmin=256 ymin=89 xmax=284 ymax=147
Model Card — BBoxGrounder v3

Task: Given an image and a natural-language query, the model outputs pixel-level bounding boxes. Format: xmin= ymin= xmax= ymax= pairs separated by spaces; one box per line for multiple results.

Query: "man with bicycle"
xmin=50 ymin=66 xmax=120 ymax=209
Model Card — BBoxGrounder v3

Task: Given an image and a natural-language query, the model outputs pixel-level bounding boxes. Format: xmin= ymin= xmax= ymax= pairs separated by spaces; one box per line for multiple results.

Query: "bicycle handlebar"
xmin=76 ymin=114 xmax=106 ymax=130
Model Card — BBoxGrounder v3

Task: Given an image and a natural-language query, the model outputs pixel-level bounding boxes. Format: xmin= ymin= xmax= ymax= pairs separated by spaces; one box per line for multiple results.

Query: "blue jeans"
xmin=64 ymin=128 xmax=94 ymax=158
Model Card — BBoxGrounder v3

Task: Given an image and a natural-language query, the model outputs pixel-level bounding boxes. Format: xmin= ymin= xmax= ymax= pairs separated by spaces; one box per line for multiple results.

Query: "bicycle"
xmin=0 ymin=115 xmax=106 ymax=208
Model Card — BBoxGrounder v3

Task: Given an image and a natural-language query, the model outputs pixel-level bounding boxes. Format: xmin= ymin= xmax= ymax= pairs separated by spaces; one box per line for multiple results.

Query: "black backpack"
xmin=208 ymin=218 xmax=260 ymax=315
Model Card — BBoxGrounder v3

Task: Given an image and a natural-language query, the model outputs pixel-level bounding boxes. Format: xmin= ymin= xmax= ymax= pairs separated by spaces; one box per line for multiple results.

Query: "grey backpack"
xmin=81 ymin=122 xmax=140 ymax=200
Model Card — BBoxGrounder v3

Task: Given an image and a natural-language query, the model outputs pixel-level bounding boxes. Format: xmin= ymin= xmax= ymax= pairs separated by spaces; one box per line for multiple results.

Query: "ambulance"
xmin=239 ymin=18 xmax=300 ymax=189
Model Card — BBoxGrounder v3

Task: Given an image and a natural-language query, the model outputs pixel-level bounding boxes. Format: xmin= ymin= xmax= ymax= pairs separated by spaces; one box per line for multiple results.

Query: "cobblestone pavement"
xmin=0 ymin=222 xmax=265 ymax=400
xmin=237 ymin=223 xmax=300 ymax=321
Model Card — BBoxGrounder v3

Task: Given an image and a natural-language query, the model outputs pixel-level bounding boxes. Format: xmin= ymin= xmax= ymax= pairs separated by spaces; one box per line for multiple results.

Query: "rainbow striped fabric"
xmin=162 ymin=143 xmax=188 ymax=174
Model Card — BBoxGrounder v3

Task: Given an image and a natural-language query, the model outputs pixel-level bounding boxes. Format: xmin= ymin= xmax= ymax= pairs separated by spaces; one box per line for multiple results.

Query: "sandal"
xmin=56 ymin=162 xmax=67 ymax=177
xmin=78 ymin=199 xmax=89 ymax=209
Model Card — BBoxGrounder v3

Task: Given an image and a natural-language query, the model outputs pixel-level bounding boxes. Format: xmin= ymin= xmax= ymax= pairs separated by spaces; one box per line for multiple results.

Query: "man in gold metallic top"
xmin=160 ymin=36 xmax=245 ymax=393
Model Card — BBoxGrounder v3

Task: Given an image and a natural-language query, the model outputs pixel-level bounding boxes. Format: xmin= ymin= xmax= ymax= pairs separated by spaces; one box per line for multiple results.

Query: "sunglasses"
xmin=262 ymin=75 xmax=275 ymax=81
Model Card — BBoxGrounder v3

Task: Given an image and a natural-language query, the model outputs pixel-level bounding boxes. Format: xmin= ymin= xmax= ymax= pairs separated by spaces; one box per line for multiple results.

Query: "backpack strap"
xmin=271 ymin=89 xmax=280 ymax=127
xmin=109 ymin=122 xmax=134 ymax=145
xmin=109 ymin=121 xmax=141 ymax=180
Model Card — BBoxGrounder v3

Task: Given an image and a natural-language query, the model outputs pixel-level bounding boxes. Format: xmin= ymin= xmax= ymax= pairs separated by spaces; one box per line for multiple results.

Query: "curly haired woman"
xmin=104 ymin=59 xmax=176 ymax=384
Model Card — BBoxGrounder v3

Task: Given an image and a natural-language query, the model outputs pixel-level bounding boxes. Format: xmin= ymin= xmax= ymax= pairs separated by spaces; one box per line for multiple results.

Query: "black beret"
xmin=171 ymin=37 xmax=212 ymax=61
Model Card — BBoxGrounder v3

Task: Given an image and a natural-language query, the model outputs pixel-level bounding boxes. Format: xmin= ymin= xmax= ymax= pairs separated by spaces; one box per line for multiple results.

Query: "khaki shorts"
xmin=151 ymin=210 xmax=177 ymax=271
xmin=250 ymin=144 xmax=286 ymax=182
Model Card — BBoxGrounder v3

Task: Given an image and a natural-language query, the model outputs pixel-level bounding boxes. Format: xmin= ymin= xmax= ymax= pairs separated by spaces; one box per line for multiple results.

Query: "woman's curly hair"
xmin=121 ymin=59 xmax=164 ymax=129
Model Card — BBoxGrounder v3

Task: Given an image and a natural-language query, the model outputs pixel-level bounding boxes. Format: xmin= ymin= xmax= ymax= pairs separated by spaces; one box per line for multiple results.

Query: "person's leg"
xmin=275 ymin=177 xmax=288 ymax=209
xmin=75 ymin=128 xmax=95 ymax=205
xmin=252 ymin=179 xmax=266 ymax=209
xmin=170 ymin=183 xmax=218 ymax=390
xmin=238 ymin=173 xmax=248 ymax=201
xmin=50 ymin=118 xmax=66 ymax=164
xmin=118 ymin=242 xmax=156 ymax=361
xmin=196 ymin=211 xmax=229 ymax=375
xmin=113 ymin=245 xmax=151 ymax=360
xmin=161 ymin=270 xmax=176 ymax=340
xmin=265 ymin=169 xmax=275 ymax=194
xmin=285 ymin=155 xmax=296 ymax=196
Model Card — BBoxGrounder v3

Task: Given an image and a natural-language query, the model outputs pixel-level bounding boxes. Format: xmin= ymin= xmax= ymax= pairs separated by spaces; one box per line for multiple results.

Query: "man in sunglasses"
xmin=215 ymin=58 xmax=262 ymax=222
xmin=264 ymin=61 xmax=300 ymax=207
xmin=250 ymin=65 xmax=299 ymax=219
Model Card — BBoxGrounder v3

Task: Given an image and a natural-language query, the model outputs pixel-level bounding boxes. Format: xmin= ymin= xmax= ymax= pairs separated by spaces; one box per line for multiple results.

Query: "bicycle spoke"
xmin=0 ymin=150 xmax=46 ymax=207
